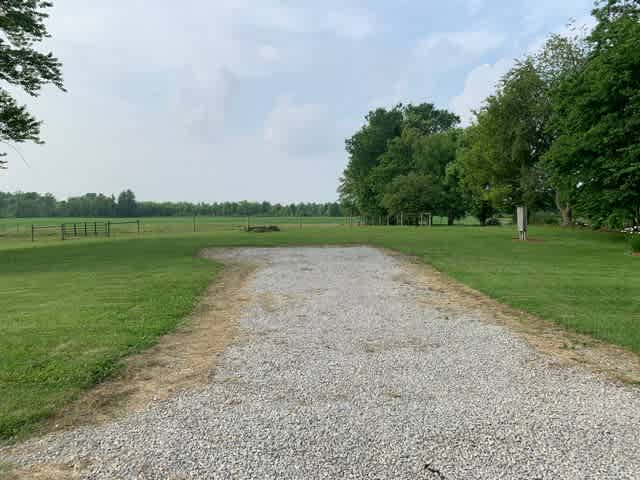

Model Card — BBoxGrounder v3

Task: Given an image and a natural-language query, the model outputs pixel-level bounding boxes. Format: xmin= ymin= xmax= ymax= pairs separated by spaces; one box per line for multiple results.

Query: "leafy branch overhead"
xmin=0 ymin=0 xmax=64 ymax=168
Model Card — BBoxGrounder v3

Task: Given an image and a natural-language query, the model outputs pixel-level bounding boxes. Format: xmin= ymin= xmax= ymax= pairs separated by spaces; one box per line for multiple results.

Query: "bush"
xmin=485 ymin=217 xmax=501 ymax=226
xmin=623 ymin=226 xmax=640 ymax=253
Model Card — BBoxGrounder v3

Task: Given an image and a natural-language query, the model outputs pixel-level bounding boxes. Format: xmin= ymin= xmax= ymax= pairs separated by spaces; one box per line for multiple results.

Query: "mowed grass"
xmin=0 ymin=214 xmax=485 ymax=242
xmin=0 ymin=216 xmax=349 ymax=244
xmin=1 ymin=224 xmax=638 ymax=440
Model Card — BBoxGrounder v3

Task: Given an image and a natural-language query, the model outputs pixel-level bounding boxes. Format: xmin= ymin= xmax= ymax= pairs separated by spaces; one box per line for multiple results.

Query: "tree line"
xmin=0 ymin=190 xmax=345 ymax=218
xmin=340 ymin=0 xmax=640 ymax=228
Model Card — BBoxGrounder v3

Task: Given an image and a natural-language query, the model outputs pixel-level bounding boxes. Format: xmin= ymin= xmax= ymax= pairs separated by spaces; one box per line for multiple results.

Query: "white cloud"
xmin=2 ymin=1 xmax=596 ymax=203
xmin=258 ymin=44 xmax=279 ymax=63
xmin=326 ymin=10 xmax=376 ymax=39
xmin=450 ymin=58 xmax=513 ymax=125
xmin=416 ymin=31 xmax=505 ymax=57
xmin=263 ymin=95 xmax=337 ymax=155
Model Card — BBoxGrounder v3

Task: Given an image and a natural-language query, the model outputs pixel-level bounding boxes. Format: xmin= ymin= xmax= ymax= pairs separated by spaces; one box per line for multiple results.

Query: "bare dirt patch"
xmin=57 ymin=256 xmax=256 ymax=426
xmin=389 ymin=249 xmax=640 ymax=385
xmin=1 ymin=463 xmax=77 ymax=480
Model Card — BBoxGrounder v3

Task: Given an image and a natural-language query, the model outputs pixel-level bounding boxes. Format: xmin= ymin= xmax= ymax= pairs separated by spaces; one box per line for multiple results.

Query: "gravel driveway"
xmin=4 ymin=247 xmax=640 ymax=479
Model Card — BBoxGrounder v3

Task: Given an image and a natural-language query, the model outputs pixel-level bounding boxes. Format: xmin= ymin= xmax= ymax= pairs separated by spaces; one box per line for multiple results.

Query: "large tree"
xmin=455 ymin=60 xmax=553 ymax=214
xmin=339 ymin=106 xmax=404 ymax=215
xmin=413 ymin=130 xmax=466 ymax=224
xmin=381 ymin=173 xmax=444 ymax=220
xmin=0 ymin=1 xmax=64 ymax=168
xmin=533 ymin=33 xmax=589 ymax=225
xmin=451 ymin=123 xmax=497 ymax=224
xmin=545 ymin=0 xmax=640 ymax=226
xmin=340 ymin=103 xmax=459 ymax=216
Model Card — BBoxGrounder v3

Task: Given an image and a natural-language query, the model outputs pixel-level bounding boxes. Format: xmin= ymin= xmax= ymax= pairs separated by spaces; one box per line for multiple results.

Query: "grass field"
xmin=1 ymin=222 xmax=638 ymax=440
xmin=0 ymin=214 xmax=490 ymax=243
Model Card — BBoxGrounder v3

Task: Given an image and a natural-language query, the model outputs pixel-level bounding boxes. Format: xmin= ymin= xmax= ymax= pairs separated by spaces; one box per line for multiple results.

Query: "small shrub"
xmin=623 ymin=226 xmax=640 ymax=253
xmin=485 ymin=218 xmax=501 ymax=226
xmin=607 ymin=211 xmax=630 ymax=230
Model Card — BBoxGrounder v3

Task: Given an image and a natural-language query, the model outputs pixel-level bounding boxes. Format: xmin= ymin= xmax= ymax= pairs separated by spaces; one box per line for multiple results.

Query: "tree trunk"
xmin=447 ymin=211 xmax=455 ymax=225
xmin=560 ymin=206 xmax=573 ymax=226
xmin=555 ymin=191 xmax=573 ymax=226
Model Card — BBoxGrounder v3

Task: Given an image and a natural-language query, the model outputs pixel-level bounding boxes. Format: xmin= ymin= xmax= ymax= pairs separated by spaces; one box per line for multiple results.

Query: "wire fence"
xmin=28 ymin=220 xmax=142 ymax=241
xmin=0 ymin=213 xmax=512 ymax=244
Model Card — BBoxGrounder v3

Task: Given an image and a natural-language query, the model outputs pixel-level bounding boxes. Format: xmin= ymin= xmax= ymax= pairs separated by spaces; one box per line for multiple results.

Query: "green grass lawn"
xmin=1 ymin=224 xmax=638 ymax=440
xmin=0 ymin=214 xmax=486 ymax=243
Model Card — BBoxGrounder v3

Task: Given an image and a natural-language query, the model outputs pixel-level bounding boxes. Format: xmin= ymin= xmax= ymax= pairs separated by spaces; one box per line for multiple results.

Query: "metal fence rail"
xmin=29 ymin=220 xmax=141 ymax=241
xmin=60 ymin=221 xmax=110 ymax=240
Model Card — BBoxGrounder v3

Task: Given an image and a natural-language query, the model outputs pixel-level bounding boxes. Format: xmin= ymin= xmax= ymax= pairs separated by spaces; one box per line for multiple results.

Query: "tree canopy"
xmin=340 ymin=0 xmax=640 ymax=229
xmin=0 ymin=0 xmax=64 ymax=167
xmin=340 ymin=103 xmax=461 ymax=220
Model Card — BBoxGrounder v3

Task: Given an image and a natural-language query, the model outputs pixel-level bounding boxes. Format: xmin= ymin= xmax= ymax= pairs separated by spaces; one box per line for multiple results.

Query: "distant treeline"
xmin=0 ymin=190 xmax=345 ymax=218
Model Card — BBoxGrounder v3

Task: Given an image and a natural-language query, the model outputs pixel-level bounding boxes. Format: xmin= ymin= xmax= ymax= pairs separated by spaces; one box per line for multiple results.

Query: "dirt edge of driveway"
xmin=2 ymin=252 xmax=257 ymax=480
xmin=390 ymin=249 xmax=640 ymax=386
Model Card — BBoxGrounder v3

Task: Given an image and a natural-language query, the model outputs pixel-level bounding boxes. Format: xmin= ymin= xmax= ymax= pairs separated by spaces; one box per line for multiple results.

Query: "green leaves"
xmin=545 ymin=1 xmax=640 ymax=225
xmin=340 ymin=103 xmax=461 ymax=217
xmin=0 ymin=0 xmax=64 ymax=166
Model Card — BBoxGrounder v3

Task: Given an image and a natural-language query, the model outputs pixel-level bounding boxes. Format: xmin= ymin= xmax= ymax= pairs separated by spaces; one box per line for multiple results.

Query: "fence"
xmin=30 ymin=220 xmax=141 ymax=241
xmin=5 ymin=214 xmax=491 ymax=243
xmin=353 ymin=213 xmax=438 ymax=226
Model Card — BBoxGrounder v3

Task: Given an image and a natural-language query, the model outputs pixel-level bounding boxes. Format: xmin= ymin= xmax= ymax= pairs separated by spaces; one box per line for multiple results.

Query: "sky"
xmin=1 ymin=0 xmax=596 ymax=203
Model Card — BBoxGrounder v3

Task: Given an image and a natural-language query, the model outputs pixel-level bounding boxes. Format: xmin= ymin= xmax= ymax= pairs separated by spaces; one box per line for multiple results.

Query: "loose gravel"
xmin=3 ymin=247 xmax=640 ymax=479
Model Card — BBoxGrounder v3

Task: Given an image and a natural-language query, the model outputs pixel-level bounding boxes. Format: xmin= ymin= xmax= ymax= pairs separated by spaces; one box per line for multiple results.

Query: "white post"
xmin=517 ymin=206 xmax=528 ymax=241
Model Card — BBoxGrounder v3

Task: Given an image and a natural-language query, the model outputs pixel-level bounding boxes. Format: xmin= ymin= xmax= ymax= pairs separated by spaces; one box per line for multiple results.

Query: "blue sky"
xmin=3 ymin=0 xmax=595 ymax=203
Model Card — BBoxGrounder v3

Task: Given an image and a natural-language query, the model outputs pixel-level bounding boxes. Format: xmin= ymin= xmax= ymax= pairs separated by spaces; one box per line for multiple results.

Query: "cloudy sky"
xmin=2 ymin=0 xmax=595 ymax=203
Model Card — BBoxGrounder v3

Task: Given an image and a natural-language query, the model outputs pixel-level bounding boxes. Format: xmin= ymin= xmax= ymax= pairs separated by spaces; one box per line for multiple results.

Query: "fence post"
xmin=107 ymin=221 xmax=111 ymax=238
xmin=247 ymin=215 xmax=250 ymax=231
xmin=299 ymin=216 xmax=302 ymax=230
xmin=61 ymin=224 xmax=64 ymax=241
xmin=137 ymin=219 xmax=140 ymax=235
xmin=31 ymin=225 xmax=34 ymax=242
xmin=193 ymin=215 xmax=196 ymax=233
xmin=84 ymin=222 xmax=88 ymax=236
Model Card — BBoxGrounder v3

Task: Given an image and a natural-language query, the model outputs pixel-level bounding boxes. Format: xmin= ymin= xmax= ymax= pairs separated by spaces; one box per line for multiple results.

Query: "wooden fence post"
xmin=31 ymin=225 xmax=34 ymax=242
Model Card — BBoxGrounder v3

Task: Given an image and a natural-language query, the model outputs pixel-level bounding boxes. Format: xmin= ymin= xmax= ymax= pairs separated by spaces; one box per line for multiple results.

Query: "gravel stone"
xmin=3 ymin=247 xmax=640 ymax=479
